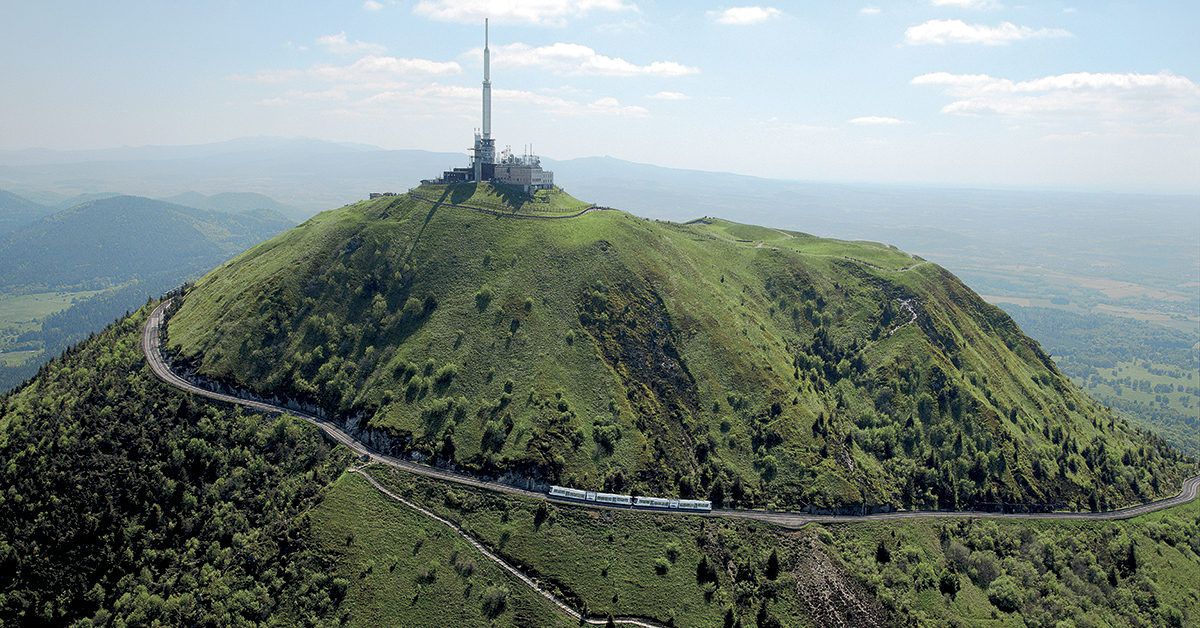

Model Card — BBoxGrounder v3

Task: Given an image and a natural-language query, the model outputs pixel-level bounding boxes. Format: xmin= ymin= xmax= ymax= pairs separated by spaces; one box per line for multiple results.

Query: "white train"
xmin=548 ymin=485 xmax=711 ymax=512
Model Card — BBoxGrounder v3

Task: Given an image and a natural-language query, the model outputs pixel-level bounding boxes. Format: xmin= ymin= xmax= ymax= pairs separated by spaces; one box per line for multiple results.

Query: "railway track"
xmin=143 ymin=298 xmax=1200 ymax=623
xmin=143 ymin=299 xmax=1199 ymax=528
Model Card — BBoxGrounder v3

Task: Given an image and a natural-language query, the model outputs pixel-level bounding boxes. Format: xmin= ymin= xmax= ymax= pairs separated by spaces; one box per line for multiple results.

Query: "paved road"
xmin=143 ymin=299 xmax=1199 ymax=529
xmin=142 ymin=298 xmax=1200 ymax=625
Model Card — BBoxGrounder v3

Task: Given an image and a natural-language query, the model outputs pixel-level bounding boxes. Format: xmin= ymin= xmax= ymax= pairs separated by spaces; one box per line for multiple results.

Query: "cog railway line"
xmin=144 ymin=295 xmax=1199 ymax=626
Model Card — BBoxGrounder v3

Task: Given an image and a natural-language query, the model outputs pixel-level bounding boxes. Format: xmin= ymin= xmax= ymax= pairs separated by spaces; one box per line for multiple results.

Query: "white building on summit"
xmin=437 ymin=20 xmax=554 ymax=194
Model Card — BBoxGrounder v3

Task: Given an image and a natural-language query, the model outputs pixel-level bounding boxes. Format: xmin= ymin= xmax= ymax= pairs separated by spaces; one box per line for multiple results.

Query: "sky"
xmin=1 ymin=1 xmax=1198 ymax=192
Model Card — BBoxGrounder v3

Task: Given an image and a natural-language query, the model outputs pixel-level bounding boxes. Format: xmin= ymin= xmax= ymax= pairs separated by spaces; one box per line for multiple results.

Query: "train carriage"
xmin=594 ymin=492 xmax=633 ymax=506
xmin=549 ymin=486 xmax=588 ymax=501
xmin=633 ymin=496 xmax=672 ymax=509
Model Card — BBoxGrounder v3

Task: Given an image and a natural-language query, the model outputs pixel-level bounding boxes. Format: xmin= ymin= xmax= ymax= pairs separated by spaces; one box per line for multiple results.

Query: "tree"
xmin=765 ymin=549 xmax=780 ymax=580
xmin=875 ymin=539 xmax=891 ymax=564
xmin=439 ymin=430 xmax=456 ymax=462
xmin=987 ymin=575 xmax=1022 ymax=612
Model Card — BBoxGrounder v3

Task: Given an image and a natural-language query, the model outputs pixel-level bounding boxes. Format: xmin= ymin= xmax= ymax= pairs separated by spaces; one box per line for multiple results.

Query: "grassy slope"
xmin=416 ymin=182 xmax=593 ymax=215
xmin=362 ymin=467 xmax=824 ymax=627
xmin=311 ymin=473 xmax=572 ymax=627
xmin=349 ymin=466 xmax=1200 ymax=627
xmin=167 ymin=183 xmax=1190 ymax=512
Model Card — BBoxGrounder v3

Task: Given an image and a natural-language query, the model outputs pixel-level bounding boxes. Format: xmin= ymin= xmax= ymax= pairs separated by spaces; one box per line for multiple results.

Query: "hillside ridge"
xmin=164 ymin=185 xmax=1193 ymax=513
xmin=146 ymin=299 xmax=1200 ymax=522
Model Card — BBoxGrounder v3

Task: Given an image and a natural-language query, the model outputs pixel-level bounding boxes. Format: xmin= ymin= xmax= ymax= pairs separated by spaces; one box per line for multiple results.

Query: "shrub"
xmin=665 ymin=541 xmax=681 ymax=563
xmin=481 ymin=585 xmax=508 ymax=618
xmin=417 ymin=559 xmax=439 ymax=584
xmin=654 ymin=557 xmax=670 ymax=575
xmin=593 ymin=422 xmax=622 ymax=453
xmin=987 ymin=575 xmax=1022 ymax=612
xmin=475 ymin=287 xmax=493 ymax=311
xmin=453 ymin=555 xmax=475 ymax=578
xmin=400 ymin=296 xmax=423 ymax=323
xmin=968 ymin=550 xmax=1001 ymax=587
xmin=434 ymin=363 xmax=458 ymax=385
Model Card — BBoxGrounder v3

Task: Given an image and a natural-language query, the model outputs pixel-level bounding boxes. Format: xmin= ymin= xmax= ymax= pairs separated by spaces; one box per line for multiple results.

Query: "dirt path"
xmin=351 ymin=465 xmax=667 ymax=627
xmin=142 ymin=299 xmax=1200 ymax=624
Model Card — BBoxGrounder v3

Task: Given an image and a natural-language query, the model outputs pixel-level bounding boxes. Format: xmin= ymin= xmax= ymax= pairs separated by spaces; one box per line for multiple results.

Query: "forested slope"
xmin=0 ymin=195 xmax=292 ymax=291
xmin=0 ymin=305 xmax=352 ymax=626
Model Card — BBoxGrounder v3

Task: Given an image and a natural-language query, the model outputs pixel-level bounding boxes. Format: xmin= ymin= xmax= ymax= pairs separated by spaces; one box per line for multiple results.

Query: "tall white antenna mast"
xmin=482 ymin=19 xmax=491 ymax=141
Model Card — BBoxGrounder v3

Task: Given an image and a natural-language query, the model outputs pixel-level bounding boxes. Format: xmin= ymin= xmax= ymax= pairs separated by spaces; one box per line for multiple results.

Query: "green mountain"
xmin=166 ymin=183 xmax=1190 ymax=513
xmin=0 ymin=189 xmax=53 ymax=234
xmin=0 ymin=195 xmax=293 ymax=291
xmin=161 ymin=191 xmax=304 ymax=221
xmin=2 ymin=184 xmax=1197 ymax=627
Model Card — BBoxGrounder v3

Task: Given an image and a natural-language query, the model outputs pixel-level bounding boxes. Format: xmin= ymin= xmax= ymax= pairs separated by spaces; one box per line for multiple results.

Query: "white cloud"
xmin=930 ymin=0 xmax=1001 ymax=8
xmin=648 ymin=91 xmax=689 ymax=100
xmin=235 ymin=55 xmax=462 ymax=93
xmin=710 ymin=6 xmax=782 ymax=25
xmin=328 ymin=83 xmax=646 ymax=118
xmin=849 ymin=116 xmax=910 ymax=125
xmin=859 ymin=6 xmax=881 ymax=15
xmin=579 ymin=96 xmax=649 ymax=116
xmin=904 ymin=19 xmax=1071 ymax=45
xmin=486 ymin=42 xmax=698 ymax=77
xmin=763 ymin=117 xmax=837 ymax=133
xmin=309 ymin=55 xmax=462 ymax=85
xmin=363 ymin=0 xmax=384 ymax=10
xmin=237 ymin=69 xmax=305 ymax=84
xmin=413 ymin=0 xmax=636 ymax=27
xmin=911 ymin=70 xmax=1200 ymax=126
xmin=317 ymin=32 xmax=386 ymax=55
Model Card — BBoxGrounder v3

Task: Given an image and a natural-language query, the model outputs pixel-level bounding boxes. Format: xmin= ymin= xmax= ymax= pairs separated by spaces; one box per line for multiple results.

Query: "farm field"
xmin=0 ymin=288 xmax=111 ymax=357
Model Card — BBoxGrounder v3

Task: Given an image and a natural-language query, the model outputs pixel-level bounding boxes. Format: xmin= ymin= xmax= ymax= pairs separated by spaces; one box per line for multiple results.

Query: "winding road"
xmin=143 ymin=300 xmax=1199 ymax=527
xmin=143 ymin=298 xmax=1199 ymax=624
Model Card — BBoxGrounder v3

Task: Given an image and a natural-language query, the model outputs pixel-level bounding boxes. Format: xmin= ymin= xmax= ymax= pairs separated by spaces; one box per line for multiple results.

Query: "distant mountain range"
xmin=0 ymin=190 xmax=54 ymax=234
xmin=0 ymin=195 xmax=293 ymax=292
xmin=0 ymin=194 xmax=294 ymax=391
xmin=1 ymin=138 xmax=1194 ymax=441
xmin=0 ymin=137 xmax=459 ymax=214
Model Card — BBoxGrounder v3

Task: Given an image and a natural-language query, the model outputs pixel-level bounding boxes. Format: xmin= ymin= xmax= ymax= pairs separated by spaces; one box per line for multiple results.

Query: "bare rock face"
xmin=792 ymin=536 xmax=887 ymax=628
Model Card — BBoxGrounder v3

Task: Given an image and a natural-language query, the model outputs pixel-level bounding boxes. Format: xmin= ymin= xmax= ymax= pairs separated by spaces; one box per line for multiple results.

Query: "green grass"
xmin=0 ymin=288 xmax=112 ymax=354
xmin=1081 ymin=359 xmax=1199 ymax=410
xmin=0 ymin=350 xmax=38 ymax=367
xmin=363 ymin=466 xmax=827 ymax=627
xmin=414 ymin=182 xmax=592 ymax=215
xmin=311 ymin=471 xmax=573 ymax=627
xmin=0 ymin=288 xmax=108 ymax=332
xmin=165 ymin=184 xmax=1192 ymax=515
xmin=694 ymin=217 xmax=921 ymax=271
xmin=828 ymin=497 xmax=1200 ymax=626
xmin=347 ymin=465 xmax=1200 ymax=627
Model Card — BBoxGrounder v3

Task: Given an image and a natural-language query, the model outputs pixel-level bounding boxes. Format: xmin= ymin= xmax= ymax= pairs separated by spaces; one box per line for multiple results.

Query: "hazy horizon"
xmin=3 ymin=2 xmax=1198 ymax=193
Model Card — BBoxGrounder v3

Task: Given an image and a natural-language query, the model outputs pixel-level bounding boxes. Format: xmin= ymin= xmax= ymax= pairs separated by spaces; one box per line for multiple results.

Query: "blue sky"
xmin=2 ymin=1 xmax=1197 ymax=191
